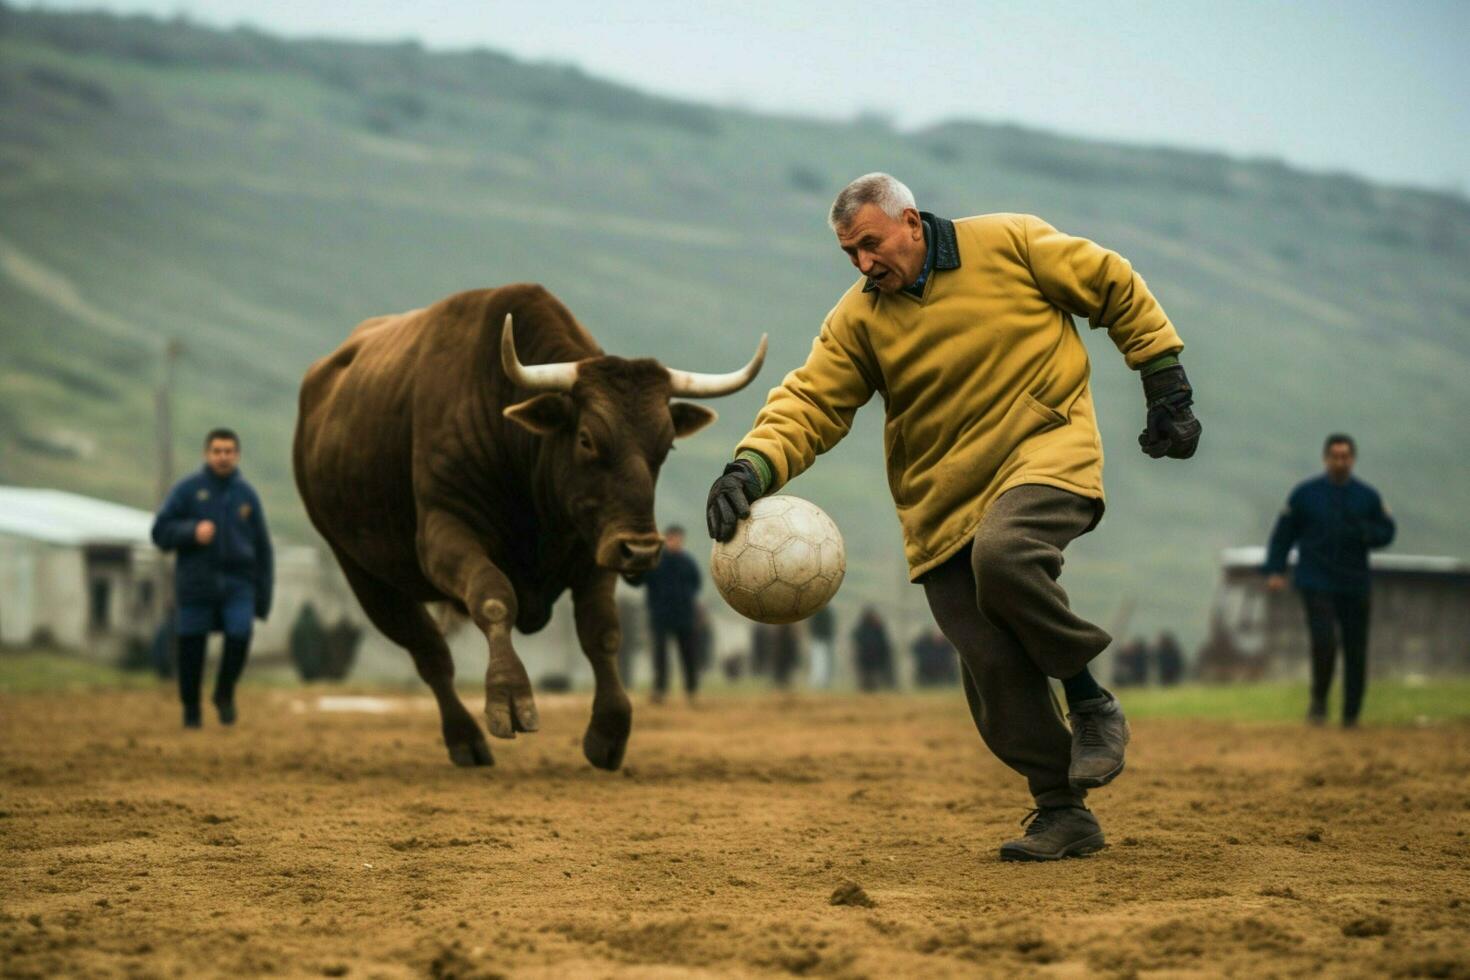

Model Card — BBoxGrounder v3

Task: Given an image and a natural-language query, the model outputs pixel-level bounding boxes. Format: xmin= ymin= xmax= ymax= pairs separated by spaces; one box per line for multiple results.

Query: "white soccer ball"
xmin=710 ymin=495 xmax=845 ymax=625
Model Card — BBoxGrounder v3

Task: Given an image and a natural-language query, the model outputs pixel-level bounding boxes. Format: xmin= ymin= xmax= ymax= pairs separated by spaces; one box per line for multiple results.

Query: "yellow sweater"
xmin=737 ymin=212 xmax=1183 ymax=580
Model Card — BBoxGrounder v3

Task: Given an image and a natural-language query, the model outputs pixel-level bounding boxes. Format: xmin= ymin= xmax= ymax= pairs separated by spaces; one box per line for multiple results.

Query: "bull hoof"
xmin=485 ymin=690 xmax=540 ymax=739
xmin=582 ymin=726 xmax=628 ymax=771
xmin=444 ymin=718 xmax=494 ymax=767
xmin=447 ymin=734 xmax=494 ymax=767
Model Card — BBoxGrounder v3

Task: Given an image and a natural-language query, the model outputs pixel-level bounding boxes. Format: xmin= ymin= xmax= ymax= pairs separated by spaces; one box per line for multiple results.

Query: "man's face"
xmin=1323 ymin=442 xmax=1355 ymax=482
xmin=205 ymin=438 xmax=240 ymax=477
xmin=835 ymin=204 xmax=927 ymax=293
xmin=664 ymin=530 xmax=685 ymax=553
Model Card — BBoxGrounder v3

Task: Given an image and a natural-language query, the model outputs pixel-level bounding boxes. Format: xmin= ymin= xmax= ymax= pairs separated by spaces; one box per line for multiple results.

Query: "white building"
xmin=1198 ymin=545 xmax=1470 ymax=680
xmin=0 ymin=485 xmax=350 ymax=660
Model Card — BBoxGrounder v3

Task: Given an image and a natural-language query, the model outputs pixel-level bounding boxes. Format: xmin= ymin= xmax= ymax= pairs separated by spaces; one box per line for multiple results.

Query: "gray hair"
xmin=827 ymin=172 xmax=917 ymax=230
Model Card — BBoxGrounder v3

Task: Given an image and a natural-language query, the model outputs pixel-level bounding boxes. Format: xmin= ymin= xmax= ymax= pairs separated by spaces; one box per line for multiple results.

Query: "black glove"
xmin=706 ymin=459 xmax=763 ymax=541
xmin=1139 ymin=364 xmax=1201 ymax=459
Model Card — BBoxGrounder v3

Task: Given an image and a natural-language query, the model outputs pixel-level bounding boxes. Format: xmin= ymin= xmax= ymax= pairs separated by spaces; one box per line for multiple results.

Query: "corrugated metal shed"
xmin=0 ymin=486 xmax=154 ymax=547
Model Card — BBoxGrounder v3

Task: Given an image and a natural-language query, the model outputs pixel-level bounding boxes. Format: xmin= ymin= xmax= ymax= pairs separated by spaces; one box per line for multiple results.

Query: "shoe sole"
xmin=1070 ymin=758 xmax=1125 ymax=790
xmin=999 ymin=831 xmax=1106 ymax=862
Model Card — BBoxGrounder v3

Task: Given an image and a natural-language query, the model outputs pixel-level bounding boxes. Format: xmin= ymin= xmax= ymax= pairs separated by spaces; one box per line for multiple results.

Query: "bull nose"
xmin=616 ymin=535 xmax=663 ymax=569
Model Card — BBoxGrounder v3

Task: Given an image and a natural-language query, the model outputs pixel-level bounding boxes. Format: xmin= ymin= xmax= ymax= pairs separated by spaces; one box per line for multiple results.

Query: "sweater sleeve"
xmin=735 ymin=311 xmax=878 ymax=492
xmin=150 ymin=484 xmax=198 ymax=553
xmin=1264 ymin=490 xmax=1302 ymax=574
xmin=1021 ymin=215 xmax=1183 ymax=370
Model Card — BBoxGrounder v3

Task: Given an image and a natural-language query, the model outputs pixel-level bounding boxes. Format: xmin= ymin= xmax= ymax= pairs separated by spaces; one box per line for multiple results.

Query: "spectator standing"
xmin=638 ymin=525 xmax=703 ymax=703
xmin=854 ymin=606 xmax=895 ymax=692
xmin=913 ymin=627 xmax=960 ymax=687
xmin=770 ymin=623 xmax=801 ymax=689
xmin=1154 ymin=632 xmax=1185 ymax=687
xmin=807 ymin=605 xmax=836 ymax=689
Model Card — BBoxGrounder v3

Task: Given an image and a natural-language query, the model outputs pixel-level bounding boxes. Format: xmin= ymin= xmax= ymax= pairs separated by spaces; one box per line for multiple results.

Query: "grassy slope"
xmin=1 ymin=6 xmax=1467 ymax=650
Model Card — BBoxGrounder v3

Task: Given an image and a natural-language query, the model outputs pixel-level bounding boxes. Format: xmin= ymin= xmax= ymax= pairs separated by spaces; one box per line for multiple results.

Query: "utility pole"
xmin=155 ymin=339 xmax=183 ymax=506
xmin=152 ymin=339 xmax=183 ymax=657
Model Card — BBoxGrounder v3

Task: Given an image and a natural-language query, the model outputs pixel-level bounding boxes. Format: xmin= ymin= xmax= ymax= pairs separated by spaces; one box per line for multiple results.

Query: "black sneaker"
xmin=1068 ymin=691 xmax=1130 ymax=789
xmin=1307 ymin=701 xmax=1327 ymax=726
xmin=183 ymin=708 xmax=203 ymax=729
xmin=214 ymin=700 xmax=237 ymax=726
xmin=999 ymin=806 xmax=1105 ymax=862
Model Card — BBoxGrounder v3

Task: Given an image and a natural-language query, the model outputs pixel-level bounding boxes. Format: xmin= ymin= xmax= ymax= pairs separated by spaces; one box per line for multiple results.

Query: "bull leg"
xmin=418 ymin=510 xmax=539 ymax=740
xmin=572 ymin=570 xmax=632 ymax=770
xmin=330 ymin=547 xmax=492 ymax=767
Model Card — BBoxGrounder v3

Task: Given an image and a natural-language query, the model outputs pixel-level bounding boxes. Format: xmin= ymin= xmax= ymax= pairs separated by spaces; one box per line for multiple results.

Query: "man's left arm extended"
xmin=1264 ymin=493 xmax=1301 ymax=576
xmin=252 ymin=493 xmax=274 ymax=619
xmin=1022 ymin=215 xmax=1201 ymax=460
xmin=1363 ymin=491 xmax=1396 ymax=549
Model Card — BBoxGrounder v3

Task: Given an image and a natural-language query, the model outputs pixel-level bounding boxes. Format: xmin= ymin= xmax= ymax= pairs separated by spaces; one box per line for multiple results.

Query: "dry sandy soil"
xmin=2 ymin=688 xmax=1468 ymax=978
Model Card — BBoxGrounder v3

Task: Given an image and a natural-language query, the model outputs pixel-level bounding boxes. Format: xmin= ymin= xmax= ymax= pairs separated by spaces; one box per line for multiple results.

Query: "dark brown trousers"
xmin=921 ymin=485 xmax=1111 ymax=808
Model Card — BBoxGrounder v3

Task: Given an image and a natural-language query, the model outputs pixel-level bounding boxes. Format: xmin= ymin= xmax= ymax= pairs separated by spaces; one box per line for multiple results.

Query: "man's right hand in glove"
xmin=706 ymin=458 xmax=765 ymax=541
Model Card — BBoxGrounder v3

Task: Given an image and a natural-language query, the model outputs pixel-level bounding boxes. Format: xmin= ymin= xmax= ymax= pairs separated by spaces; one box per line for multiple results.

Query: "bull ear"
xmin=504 ymin=393 xmax=572 ymax=435
xmin=670 ymin=401 xmax=717 ymax=439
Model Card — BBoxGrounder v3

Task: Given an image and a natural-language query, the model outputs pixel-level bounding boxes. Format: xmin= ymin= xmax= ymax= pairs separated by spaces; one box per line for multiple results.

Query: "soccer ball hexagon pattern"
xmin=710 ymin=495 xmax=845 ymax=624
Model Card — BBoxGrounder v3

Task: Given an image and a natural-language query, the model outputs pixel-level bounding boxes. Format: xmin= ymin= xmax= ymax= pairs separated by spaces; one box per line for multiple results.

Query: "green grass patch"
xmin=1117 ymin=680 xmax=1470 ymax=725
xmin=0 ymin=650 xmax=304 ymax=694
xmin=0 ymin=651 xmax=159 ymax=694
xmin=4 ymin=649 xmax=1464 ymax=727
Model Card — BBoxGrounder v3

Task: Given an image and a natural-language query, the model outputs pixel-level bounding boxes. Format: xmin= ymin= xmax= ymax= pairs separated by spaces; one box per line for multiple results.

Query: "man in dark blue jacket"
xmin=151 ymin=428 xmax=274 ymax=727
xmin=1265 ymin=433 xmax=1394 ymax=727
xmin=637 ymin=525 xmax=702 ymax=703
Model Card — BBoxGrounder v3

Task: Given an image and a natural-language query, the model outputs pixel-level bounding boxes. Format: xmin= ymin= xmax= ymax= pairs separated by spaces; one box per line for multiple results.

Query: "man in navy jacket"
xmin=1265 ymin=434 xmax=1394 ymax=726
xmin=637 ymin=525 xmax=703 ymax=703
xmin=151 ymin=428 xmax=274 ymax=727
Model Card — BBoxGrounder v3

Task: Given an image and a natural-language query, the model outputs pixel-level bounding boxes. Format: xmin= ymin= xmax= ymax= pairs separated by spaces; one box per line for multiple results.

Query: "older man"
xmin=707 ymin=174 xmax=1199 ymax=861
xmin=636 ymin=525 xmax=704 ymax=704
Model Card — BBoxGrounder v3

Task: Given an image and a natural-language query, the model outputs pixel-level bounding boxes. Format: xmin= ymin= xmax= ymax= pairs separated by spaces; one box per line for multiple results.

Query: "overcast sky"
xmin=28 ymin=0 xmax=1469 ymax=192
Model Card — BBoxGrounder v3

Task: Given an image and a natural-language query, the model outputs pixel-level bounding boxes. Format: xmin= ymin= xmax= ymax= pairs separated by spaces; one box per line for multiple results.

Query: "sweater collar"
xmin=863 ymin=211 xmax=960 ymax=294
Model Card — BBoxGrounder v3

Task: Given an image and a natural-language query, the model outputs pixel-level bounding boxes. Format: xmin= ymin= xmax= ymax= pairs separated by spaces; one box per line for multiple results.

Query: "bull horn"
xmin=666 ymin=334 xmax=768 ymax=398
xmin=501 ymin=314 xmax=580 ymax=391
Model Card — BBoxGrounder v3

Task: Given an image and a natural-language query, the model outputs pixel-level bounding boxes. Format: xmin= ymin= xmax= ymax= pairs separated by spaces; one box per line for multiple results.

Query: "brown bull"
xmin=293 ymin=284 xmax=765 ymax=769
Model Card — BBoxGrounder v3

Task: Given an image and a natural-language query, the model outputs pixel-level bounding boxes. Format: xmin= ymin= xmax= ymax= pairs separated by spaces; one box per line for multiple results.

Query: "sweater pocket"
xmin=888 ymin=384 xmax=1073 ymax=515
xmin=1020 ymin=391 xmax=1067 ymax=428
xmin=943 ymin=390 xmax=1069 ymax=495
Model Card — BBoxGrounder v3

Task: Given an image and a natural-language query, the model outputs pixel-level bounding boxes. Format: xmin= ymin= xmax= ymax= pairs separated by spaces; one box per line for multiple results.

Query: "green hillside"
xmin=2 ymin=5 xmax=1467 ymax=649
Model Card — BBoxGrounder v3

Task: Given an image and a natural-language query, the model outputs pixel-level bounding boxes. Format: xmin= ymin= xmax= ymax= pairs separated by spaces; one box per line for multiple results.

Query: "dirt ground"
xmin=2 ymin=688 xmax=1468 ymax=979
